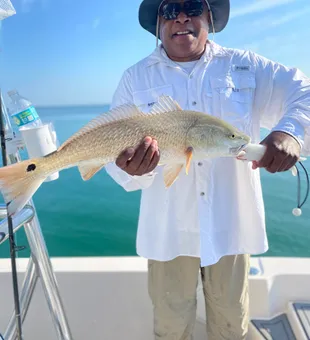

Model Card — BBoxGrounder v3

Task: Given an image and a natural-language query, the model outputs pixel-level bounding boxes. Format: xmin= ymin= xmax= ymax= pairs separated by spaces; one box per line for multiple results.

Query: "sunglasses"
xmin=159 ymin=0 xmax=205 ymax=20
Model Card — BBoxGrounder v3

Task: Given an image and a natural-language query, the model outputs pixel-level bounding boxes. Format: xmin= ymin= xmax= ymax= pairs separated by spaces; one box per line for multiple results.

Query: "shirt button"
xmin=192 ymin=101 xmax=197 ymax=106
xmin=198 ymin=162 xmax=203 ymax=166
xmin=200 ymin=192 xmax=205 ymax=196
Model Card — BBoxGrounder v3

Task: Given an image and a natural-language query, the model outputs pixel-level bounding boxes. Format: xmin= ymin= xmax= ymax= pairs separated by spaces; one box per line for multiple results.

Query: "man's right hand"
xmin=115 ymin=136 xmax=160 ymax=176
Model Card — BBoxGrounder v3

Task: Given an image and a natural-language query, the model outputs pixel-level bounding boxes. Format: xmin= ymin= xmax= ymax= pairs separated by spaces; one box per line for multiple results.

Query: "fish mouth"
xmin=230 ymin=143 xmax=248 ymax=155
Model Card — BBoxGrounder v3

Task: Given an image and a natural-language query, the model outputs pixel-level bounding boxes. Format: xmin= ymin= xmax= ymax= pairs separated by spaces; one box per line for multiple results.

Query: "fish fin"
xmin=0 ymin=159 xmax=45 ymax=216
xmin=58 ymin=103 xmax=144 ymax=152
xmin=185 ymin=147 xmax=193 ymax=175
xmin=163 ymin=163 xmax=183 ymax=188
xmin=78 ymin=161 xmax=106 ymax=181
xmin=149 ymin=96 xmax=183 ymax=115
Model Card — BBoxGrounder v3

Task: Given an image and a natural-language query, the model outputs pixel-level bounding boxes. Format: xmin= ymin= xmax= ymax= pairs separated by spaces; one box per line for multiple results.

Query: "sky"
xmin=0 ymin=0 xmax=309 ymax=106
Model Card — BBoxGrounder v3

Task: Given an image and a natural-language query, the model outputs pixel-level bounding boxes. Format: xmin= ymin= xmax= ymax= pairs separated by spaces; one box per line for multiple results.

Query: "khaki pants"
xmin=148 ymin=255 xmax=250 ymax=340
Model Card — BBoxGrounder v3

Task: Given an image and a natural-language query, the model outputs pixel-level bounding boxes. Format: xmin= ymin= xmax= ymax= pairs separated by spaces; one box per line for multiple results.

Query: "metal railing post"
xmin=0 ymin=203 xmax=73 ymax=340
xmin=0 ymin=201 xmax=73 ymax=339
xmin=24 ymin=212 xmax=73 ymax=340
xmin=4 ymin=257 xmax=38 ymax=340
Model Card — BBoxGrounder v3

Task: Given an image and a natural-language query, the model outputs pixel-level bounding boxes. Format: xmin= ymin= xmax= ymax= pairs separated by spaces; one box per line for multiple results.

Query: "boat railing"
xmin=0 ymin=92 xmax=73 ymax=340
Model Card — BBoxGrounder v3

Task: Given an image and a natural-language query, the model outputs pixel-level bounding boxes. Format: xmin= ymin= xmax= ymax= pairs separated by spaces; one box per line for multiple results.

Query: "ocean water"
xmin=0 ymin=105 xmax=309 ymax=259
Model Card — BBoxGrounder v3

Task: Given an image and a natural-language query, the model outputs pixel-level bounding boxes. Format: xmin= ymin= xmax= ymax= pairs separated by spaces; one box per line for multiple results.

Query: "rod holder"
xmin=0 ymin=204 xmax=35 ymax=245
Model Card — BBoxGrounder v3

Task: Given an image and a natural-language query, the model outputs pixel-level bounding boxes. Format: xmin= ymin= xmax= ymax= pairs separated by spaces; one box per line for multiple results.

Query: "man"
xmin=105 ymin=0 xmax=310 ymax=339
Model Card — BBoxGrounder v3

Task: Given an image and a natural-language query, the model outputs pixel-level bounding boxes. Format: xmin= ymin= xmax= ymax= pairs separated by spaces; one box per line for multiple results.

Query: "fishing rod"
xmin=0 ymin=90 xmax=24 ymax=340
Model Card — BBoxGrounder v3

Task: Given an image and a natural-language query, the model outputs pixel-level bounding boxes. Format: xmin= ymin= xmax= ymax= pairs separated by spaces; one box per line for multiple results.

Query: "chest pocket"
xmin=209 ymin=74 xmax=256 ymax=134
xmin=133 ymin=85 xmax=174 ymax=113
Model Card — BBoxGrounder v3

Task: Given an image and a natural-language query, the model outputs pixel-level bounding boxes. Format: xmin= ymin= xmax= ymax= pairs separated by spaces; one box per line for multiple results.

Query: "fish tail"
xmin=0 ymin=158 xmax=47 ymax=216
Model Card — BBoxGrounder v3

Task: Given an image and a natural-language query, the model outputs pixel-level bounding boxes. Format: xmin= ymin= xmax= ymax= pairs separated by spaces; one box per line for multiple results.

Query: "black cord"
xmin=0 ymin=92 xmax=23 ymax=340
xmin=0 ymin=333 xmax=4 ymax=340
xmin=296 ymin=161 xmax=310 ymax=209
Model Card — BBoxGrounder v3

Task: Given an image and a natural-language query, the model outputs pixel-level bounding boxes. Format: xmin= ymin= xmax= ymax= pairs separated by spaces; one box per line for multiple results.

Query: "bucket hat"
xmin=138 ymin=0 xmax=230 ymax=38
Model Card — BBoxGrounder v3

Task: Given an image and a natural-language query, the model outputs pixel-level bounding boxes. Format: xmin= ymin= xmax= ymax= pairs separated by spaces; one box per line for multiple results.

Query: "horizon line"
xmin=35 ymin=103 xmax=111 ymax=108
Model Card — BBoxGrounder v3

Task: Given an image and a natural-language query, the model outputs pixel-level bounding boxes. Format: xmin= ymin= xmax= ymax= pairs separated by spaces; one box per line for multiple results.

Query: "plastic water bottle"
xmin=7 ymin=89 xmax=42 ymax=130
xmin=6 ymin=89 xmax=59 ymax=181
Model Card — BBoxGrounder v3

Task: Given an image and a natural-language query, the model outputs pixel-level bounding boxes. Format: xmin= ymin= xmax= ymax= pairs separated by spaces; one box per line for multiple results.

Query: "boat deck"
xmin=0 ymin=256 xmax=310 ymax=339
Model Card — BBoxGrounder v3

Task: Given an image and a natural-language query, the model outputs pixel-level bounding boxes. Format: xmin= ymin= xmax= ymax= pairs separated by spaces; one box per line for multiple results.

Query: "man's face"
xmin=158 ymin=0 xmax=210 ymax=61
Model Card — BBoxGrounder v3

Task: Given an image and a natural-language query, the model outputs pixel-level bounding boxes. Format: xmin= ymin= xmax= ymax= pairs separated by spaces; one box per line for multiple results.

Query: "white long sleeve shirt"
xmin=105 ymin=41 xmax=310 ymax=267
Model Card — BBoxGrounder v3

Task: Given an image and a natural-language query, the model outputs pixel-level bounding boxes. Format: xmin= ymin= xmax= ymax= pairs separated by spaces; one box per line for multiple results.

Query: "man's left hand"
xmin=252 ymin=131 xmax=301 ymax=173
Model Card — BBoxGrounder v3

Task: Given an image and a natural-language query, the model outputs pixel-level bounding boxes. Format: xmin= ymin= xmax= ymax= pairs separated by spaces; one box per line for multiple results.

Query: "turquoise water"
xmin=0 ymin=105 xmax=309 ymax=259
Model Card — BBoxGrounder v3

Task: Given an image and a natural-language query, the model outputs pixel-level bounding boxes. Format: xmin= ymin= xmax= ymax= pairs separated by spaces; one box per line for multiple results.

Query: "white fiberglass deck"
xmin=1 ymin=256 xmax=310 ymax=340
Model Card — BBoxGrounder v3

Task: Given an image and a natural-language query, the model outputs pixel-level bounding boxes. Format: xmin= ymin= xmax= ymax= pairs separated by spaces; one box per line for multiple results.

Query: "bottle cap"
xmin=7 ymin=89 xmax=18 ymax=97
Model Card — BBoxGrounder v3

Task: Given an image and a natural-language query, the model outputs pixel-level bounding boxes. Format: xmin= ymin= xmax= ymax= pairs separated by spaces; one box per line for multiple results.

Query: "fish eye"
xmin=230 ymin=134 xmax=235 ymax=139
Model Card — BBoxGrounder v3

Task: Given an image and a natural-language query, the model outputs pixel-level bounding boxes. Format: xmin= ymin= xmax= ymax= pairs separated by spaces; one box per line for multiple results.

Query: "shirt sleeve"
xmin=104 ymin=69 xmax=157 ymax=192
xmin=251 ymin=51 xmax=310 ymax=155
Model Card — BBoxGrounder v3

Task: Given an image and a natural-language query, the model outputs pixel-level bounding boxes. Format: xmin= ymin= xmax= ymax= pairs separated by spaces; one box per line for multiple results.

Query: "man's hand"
xmin=116 ymin=136 xmax=160 ymax=176
xmin=252 ymin=131 xmax=301 ymax=173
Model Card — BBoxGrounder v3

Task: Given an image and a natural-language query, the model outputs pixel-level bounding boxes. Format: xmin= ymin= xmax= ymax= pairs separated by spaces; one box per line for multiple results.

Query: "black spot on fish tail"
xmin=27 ymin=164 xmax=36 ymax=172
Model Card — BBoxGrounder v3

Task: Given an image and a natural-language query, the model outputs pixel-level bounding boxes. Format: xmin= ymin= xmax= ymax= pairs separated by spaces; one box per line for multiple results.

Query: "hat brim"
xmin=138 ymin=0 xmax=230 ymax=38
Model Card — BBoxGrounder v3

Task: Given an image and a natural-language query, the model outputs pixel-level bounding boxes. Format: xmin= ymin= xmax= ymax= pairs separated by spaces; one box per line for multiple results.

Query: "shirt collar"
xmin=144 ymin=40 xmax=229 ymax=68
